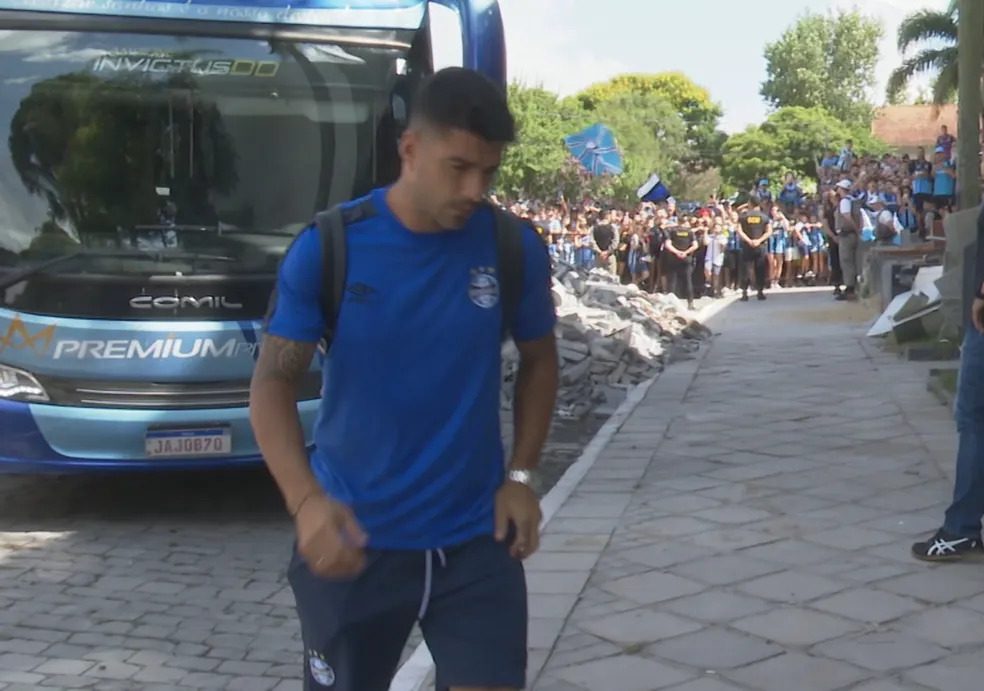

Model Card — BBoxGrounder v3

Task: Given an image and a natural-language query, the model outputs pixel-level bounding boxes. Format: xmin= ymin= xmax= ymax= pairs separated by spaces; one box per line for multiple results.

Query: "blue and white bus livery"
xmin=0 ymin=0 xmax=507 ymax=472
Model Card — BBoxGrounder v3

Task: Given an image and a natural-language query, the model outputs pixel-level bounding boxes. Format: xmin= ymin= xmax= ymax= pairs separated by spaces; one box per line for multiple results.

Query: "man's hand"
xmin=495 ymin=480 xmax=542 ymax=559
xmin=972 ymin=297 xmax=984 ymax=333
xmin=295 ymin=493 xmax=369 ymax=578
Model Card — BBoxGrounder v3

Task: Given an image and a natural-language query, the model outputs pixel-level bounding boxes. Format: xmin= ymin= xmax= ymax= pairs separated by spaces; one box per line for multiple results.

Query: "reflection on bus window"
xmin=0 ymin=31 xmax=399 ymax=272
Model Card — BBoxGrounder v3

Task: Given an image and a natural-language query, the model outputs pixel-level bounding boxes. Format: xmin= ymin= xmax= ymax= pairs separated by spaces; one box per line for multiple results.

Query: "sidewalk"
xmin=526 ymin=289 xmax=979 ymax=691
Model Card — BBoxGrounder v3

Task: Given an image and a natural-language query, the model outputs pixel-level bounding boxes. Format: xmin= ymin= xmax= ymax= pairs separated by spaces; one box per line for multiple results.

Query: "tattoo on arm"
xmin=253 ymin=334 xmax=315 ymax=385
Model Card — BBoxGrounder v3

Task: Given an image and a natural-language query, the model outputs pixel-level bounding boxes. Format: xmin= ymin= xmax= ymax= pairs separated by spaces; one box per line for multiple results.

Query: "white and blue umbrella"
xmin=563 ymin=123 xmax=624 ymax=177
xmin=637 ymin=173 xmax=671 ymax=203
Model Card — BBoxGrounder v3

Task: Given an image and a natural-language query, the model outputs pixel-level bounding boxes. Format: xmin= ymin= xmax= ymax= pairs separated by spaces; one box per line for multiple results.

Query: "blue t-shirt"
xmin=779 ymin=184 xmax=800 ymax=205
xmin=912 ymin=161 xmax=933 ymax=195
xmin=769 ymin=226 xmax=786 ymax=253
xmin=934 ymin=161 xmax=955 ymax=196
xmin=266 ymin=188 xmax=557 ymax=550
xmin=809 ymin=226 xmax=825 ymax=249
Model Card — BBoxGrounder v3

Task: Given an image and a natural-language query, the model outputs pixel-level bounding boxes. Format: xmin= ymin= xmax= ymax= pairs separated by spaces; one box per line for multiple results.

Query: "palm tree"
xmin=886 ymin=3 xmax=960 ymax=105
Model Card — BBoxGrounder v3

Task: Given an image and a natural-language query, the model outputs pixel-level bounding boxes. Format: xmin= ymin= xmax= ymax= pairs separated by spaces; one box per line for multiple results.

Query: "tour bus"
xmin=0 ymin=0 xmax=506 ymax=471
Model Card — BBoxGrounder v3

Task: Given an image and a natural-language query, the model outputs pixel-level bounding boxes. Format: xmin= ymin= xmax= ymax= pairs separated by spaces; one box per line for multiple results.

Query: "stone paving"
xmin=0 ymin=471 xmax=302 ymax=691
xmin=524 ymin=289 xmax=976 ymax=691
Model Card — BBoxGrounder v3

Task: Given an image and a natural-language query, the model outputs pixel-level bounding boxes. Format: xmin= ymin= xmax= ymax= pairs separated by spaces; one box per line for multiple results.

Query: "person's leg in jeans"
xmin=945 ymin=327 xmax=984 ymax=535
xmin=912 ymin=327 xmax=984 ymax=561
xmin=692 ymin=245 xmax=707 ymax=299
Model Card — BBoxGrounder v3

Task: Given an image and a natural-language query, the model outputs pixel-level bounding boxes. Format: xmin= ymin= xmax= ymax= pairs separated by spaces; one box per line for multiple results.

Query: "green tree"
xmin=885 ymin=3 xmax=978 ymax=106
xmin=675 ymin=167 xmax=724 ymax=202
xmin=589 ymin=91 xmax=688 ymax=204
xmin=496 ymin=83 xmax=589 ymax=200
xmin=721 ymin=106 xmax=886 ymax=192
xmin=761 ymin=10 xmax=882 ymax=126
xmin=500 ymin=82 xmax=692 ymax=205
xmin=574 ymin=73 xmax=726 ymax=171
xmin=548 ymin=155 xmax=607 ymax=206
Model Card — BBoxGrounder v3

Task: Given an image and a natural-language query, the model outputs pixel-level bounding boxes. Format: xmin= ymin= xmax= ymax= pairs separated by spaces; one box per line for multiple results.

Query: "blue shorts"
xmin=288 ymin=534 xmax=527 ymax=691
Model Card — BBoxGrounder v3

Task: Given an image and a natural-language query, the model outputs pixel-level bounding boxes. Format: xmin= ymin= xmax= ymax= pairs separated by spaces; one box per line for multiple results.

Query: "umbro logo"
xmin=346 ymin=282 xmax=377 ymax=302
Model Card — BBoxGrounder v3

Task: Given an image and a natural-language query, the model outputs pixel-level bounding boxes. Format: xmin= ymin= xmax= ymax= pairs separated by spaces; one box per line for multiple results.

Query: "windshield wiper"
xmin=0 ymin=248 xmax=237 ymax=291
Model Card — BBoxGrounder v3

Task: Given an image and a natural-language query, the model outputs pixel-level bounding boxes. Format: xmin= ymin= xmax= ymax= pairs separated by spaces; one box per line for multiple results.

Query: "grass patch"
xmin=938 ymin=369 xmax=957 ymax=394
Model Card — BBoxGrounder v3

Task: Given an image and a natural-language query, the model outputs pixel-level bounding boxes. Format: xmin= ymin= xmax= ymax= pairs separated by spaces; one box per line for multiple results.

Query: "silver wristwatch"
xmin=508 ymin=468 xmax=539 ymax=490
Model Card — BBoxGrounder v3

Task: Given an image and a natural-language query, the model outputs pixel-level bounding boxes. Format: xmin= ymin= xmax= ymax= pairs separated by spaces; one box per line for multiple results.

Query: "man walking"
xmin=737 ymin=193 xmax=771 ymax=302
xmin=913 ymin=204 xmax=984 ymax=562
xmin=834 ymin=179 xmax=861 ymax=302
xmin=249 ymin=67 xmax=559 ymax=691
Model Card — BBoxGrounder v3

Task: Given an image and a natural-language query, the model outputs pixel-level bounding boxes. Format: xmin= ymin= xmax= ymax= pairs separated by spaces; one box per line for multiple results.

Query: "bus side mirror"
xmin=430 ymin=0 xmax=506 ymax=89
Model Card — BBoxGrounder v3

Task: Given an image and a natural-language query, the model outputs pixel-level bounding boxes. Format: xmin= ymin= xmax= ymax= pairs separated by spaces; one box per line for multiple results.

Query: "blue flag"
xmin=637 ymin=173 xmax=671 ymax=203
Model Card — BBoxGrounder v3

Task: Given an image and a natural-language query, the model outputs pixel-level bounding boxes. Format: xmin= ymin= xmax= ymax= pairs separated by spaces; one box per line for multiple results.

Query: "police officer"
xmin=737 ymin=193 xmax=772 ymax=302
xmin=592 ymin=213 xmax=618 ymax=275
xmin=663 ymin=220 xmax=699 ymax=310
xmin=834 ymin=179 xmax=862 ymax=302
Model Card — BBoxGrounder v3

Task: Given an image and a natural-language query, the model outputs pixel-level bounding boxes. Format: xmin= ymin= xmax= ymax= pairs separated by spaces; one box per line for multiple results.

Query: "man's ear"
xmin=398 ymin=129 xmax=418 ymax=172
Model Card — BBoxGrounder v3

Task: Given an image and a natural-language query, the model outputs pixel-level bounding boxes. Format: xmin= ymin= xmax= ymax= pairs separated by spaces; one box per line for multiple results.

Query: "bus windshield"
xmin=0 ymin=29 xmax=406 ymax=275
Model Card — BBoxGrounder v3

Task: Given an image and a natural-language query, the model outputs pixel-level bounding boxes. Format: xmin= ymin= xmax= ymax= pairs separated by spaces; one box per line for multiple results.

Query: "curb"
xmin=692 ymin=293 xmax=739 ymax=324
xmin=388 ymin=295 xmax=735 ymax=691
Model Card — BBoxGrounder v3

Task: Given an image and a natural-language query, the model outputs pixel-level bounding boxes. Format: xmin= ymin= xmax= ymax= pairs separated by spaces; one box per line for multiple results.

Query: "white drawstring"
xmin=417 ymin=548 xmax=447 ymax=620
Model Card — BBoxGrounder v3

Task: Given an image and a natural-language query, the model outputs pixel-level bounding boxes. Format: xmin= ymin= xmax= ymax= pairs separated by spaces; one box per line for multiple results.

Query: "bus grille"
xmin=34 ymin=373 xmax=322 ymax=409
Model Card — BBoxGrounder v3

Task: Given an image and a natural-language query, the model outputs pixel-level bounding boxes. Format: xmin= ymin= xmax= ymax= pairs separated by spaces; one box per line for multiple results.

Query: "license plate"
xmin=145 ymin=427 xmax=232 ymax=458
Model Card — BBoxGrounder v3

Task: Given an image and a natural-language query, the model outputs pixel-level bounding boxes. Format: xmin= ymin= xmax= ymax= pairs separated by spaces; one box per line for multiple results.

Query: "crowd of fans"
xmin=497 ymin=126 xmax=960 ymax=307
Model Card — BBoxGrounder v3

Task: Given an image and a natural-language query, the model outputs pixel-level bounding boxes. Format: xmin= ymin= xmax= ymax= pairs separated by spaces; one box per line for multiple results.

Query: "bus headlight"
xmin=0 ymin=364 xmax=49 ymax=402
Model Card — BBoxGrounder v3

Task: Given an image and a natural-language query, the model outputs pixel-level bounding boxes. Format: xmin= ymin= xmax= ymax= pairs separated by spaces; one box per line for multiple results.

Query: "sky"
xmin=431 ymin=0 xmax=950 ymax=133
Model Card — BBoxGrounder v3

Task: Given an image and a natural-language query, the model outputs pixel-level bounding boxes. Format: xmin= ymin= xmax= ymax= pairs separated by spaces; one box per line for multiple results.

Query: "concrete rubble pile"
xmin=502 ymin=262 xmax=712 ymax=419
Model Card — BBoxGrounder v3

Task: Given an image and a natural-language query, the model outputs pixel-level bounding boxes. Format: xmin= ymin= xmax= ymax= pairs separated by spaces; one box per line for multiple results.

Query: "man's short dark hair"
xmin=409 ymin=67 xmax=515 ymax=143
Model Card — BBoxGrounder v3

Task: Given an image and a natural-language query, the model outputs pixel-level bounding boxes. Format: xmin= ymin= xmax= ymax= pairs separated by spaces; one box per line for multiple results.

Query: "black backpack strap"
xmin=490 ymin=205 xmax=527 ymax=341
xmin=314 ymin=197 xmax=377 ymax=347
xmin=312 ymin=207 xmax=346 ymax=346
